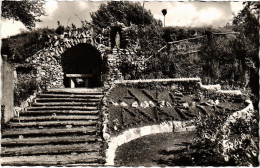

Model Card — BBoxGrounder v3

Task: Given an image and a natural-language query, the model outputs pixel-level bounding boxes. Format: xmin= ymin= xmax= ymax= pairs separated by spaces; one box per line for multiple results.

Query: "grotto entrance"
xmin=61 ymin=43 xmax=104 ymax=88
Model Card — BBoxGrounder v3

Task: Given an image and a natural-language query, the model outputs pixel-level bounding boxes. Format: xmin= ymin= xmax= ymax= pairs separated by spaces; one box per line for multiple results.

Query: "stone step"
xmin=1 ymin=152 xmax=104 ymax=166
xmin=8 ymin=121 xmax=98 ymax=128
xmin=1 ymin=143 xmax=102 ymax=156
xmin=38 ymin=94 xmax=103 ymax=98
xmin=66 ymin=163 xmax=104 ymax=166
xmin=11 ymin=115 xmax=99 ymax=122
xmin=45 ymin=89 xmax=103 ymax=95
xmin=1 ymin=135 xmax=101 ymax=146
xmin=27 ymin=106 xmax=98 ymax=111
xmin=2 ymin=127 xmax=97 ymax=137
xmin=2 ymin=88 xmax=105 ymax=166
xmin=31 ymin=102 xmax=99 ymax=106
xmin=19 ymin=110 xmax=100 ymax=116
xmin=36 ymin=98 xmax=100 ymax=102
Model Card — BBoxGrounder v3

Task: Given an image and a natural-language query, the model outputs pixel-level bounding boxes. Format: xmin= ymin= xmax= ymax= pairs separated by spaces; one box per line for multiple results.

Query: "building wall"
xmin=1 ymin=55 xmax=14 ymax=123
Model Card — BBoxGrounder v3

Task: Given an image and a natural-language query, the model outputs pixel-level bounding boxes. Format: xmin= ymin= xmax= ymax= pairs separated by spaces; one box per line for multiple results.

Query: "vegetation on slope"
xmin=107 ymin=83 xmax=245 ymax=136
xmin=1 ymin=28 xmax=55 ymax=63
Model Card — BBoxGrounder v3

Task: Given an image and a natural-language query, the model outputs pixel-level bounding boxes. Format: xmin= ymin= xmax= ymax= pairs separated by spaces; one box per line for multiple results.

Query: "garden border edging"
xmin=13 ymin=90 xmax=40 ymax=117
xmin=105 ymin=120 xmax=195 ymax=165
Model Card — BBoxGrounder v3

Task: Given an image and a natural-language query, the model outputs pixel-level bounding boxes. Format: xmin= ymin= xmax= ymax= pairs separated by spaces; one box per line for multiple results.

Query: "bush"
xmin=223 ymin=110 xmax=259 ymax=166
xmin=14 ymin=78 xmax=38 ymax=106
xmin=169 ymin=108 xmax=258 ymax=166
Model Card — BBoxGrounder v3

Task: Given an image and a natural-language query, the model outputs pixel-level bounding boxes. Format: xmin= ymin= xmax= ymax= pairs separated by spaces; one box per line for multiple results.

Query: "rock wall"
xmin=24 ymin=28 xmax=110 ymax=89
xmin=22 ymin=29 xmax=139 ymax=89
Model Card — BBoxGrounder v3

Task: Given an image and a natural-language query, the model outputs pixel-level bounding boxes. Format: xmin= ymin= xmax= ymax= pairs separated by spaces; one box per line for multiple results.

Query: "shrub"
xmin=169 ymin=107 xmax=258 ymax=166
xmin=222 ymin=110 xmax=259 ymax=166
xmin=14 ymin=78 xmax=38 ymax=106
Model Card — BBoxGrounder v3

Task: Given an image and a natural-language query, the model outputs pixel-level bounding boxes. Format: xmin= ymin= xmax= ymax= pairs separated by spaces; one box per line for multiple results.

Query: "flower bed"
xmin=101 ymin=79 xmax=253 ymax=166
xmin=106 ymin=82 xmax=245 ymax=136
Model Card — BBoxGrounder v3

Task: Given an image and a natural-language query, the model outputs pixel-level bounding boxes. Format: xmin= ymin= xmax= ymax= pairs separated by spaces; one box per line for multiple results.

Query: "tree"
xmin=90 ymin=1 xmax=161 ymax=28
xmin=231 ymin=2 xmax=259 ymax=107
xmin=90 ymin=1 xmax=163 ymax=79
xmin=1 ymin=0 xmax=46 ymax=29
xmin=119 ymin=22 xmax=164 ymax=79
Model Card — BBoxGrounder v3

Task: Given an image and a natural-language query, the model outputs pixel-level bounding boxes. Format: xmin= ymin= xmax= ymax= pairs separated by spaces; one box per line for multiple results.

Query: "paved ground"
xmin=114 ymin=131 xmax=195 ymax=166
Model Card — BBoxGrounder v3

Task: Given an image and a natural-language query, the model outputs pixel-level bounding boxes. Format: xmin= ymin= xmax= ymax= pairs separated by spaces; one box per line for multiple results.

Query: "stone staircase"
xmin=1 ymin=89 xmax=105 ymax=166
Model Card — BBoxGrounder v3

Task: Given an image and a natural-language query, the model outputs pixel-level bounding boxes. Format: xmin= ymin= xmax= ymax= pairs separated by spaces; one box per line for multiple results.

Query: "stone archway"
xmin=24 ymin=27 xmax=124 ymax=90
xmin=61 ymin=43 xmax=104 ymax=88
xmin=24 ymin=28 xmax=112 ymax=89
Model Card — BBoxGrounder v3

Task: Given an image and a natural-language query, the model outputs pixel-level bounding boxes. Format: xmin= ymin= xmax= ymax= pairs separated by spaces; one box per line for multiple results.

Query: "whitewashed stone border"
xmin=13 ymin=90 xmax=40 ymax=118
xmin=216 ymin=90 xmax=242 ymax=95
xmin=114 ymin=77 xmax=201 ymax=84
xmin=105 ymin=120 xmax=195 ymax=165
xmin=114 ymin=78 xmax=242 ymax=96
xmin=198 ymin=81 xmax=221 ymax=91
xmin=218 ymin=99 xmax=254 ymax=162
xmin=223 ymin=99 xmax=254 ymax=131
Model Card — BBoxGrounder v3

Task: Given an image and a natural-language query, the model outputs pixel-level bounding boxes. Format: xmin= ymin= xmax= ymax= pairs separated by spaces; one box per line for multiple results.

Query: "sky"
xmin=1 ymin=1 xmax=244 ymax=38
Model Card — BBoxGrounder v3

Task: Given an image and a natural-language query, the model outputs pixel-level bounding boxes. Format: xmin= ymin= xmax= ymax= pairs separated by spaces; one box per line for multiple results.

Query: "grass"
xmin=114 ymin=131 xmax=196 ymax=166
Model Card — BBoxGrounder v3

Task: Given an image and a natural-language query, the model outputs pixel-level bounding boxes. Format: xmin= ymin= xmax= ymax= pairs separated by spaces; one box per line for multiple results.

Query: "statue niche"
xmin=110 ymin=26 xmax=122 ymax=49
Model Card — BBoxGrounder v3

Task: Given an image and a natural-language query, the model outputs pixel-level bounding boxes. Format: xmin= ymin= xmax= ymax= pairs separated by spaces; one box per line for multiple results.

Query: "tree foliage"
xmin=162 ymin=26 xmax=212 ymax=42
xmin=198 ymin=2 xmax=259 ymax=102
xmin=90 ymin=1 xmax=161 ymax=28
xmin=231 ymin=2 xmax=259 ymax=101
xmin=1 ymin=0 xmax=46 ymax=29
xmin=90 ymin=2 xmax=163 ymax=79
xmin=194 ymin=109 xmax=258 ymax=166
xmin=161 ymin=9 xmax=167 ymax=16
xmin=119 ymin=23 xmax=164 ymax=79
xmin=200 ymin=33 xmax=241 ymax=84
